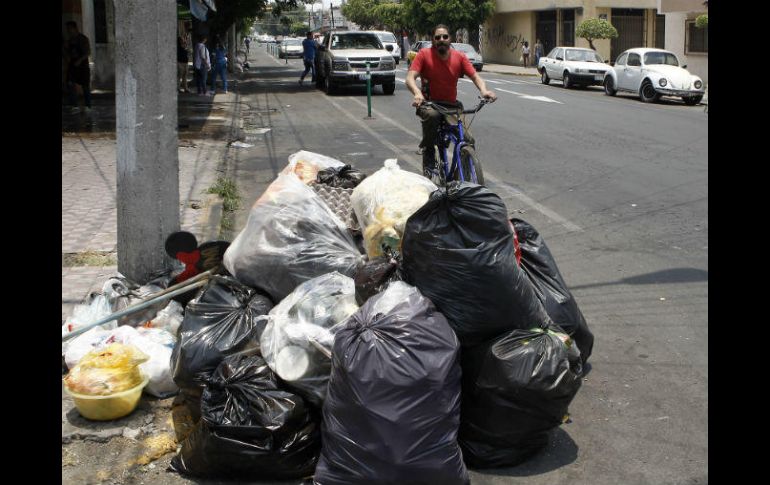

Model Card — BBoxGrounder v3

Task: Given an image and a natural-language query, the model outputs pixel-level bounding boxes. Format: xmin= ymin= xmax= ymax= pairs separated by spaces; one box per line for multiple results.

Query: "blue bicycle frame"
xmin=436 ymin=113 xmax=476 ymax=182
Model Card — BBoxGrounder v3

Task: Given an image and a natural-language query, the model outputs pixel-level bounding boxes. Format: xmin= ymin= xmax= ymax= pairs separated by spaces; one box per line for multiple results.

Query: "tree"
xmin=575 ymin=18 xmax=618 ymax=51
xmin=373 ymin=2 xmax=404 ymax=32
xmin=207 ymin=0 xmax=307 ymax=41
xmin=291 ymin=21 xmax=309 ymax=36
xmin=401 ymin=0 xmax=495 ymax=45
xmin=342 ymin=0 xmax=381 ymax=30
xmin=695 ymin=14 xmax=708 ymax=29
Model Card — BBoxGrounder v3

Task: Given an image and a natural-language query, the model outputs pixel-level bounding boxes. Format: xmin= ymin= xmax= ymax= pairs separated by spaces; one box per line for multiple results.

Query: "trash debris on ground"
xmin=315 ymin=282 xmax=468 ymax=484
xmin=64 ymin=343 xmax=150 ymax=420
xmin=223 ymin=173 xmax=364 ymax=302
xmin=229 ymin=141 xmax=253 ymax=148
xmin=280 ymin=150 xmax=345 ymax=184
xmin=350 ymin=159 xmax=437 ymax=258
xmin=402 ymin=182 xmax=552 ymax=346
xmin=261 ymin=272 xmax=358 ymax=407
xmin=62 ymin=150 xmax=590 ymax=478
xmin=459 ymin=325 xmax=583 ymax=468
xmin=511 ymin=218 xmax=594 ymax=363
xmin=316 ymin=164 xmax=367 ymax=189
xmin=170 ymin=352 xmax=320 ymax=479
xmin=65 ymin=325 xmax=179 ymax=398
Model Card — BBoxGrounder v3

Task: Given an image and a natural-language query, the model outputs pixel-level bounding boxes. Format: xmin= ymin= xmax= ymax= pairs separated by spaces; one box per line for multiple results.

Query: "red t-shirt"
xmin=409 ymin=47 xmax=477 ymax=103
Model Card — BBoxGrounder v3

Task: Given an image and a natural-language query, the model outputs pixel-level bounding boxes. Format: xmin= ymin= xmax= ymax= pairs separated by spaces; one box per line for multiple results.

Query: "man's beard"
xmin=437 ymin=43 xmax=449 ymax=54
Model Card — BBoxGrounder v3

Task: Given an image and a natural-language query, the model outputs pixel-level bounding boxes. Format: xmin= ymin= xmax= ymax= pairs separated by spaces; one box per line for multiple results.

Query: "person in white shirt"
xmin=193 ymin=35 xmax=211 ymax=95
xmin=521 ymin=41 xmax=530 ymax=67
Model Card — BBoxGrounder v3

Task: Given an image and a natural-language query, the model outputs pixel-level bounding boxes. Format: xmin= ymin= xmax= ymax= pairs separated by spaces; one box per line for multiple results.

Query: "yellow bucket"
xmin=64 ymin=375 xmax=149 ymax=421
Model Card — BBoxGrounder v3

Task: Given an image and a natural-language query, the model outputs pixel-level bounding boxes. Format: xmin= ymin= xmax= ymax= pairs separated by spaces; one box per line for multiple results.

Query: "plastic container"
xmin=64 ymin=375 xmax=149 ymax=421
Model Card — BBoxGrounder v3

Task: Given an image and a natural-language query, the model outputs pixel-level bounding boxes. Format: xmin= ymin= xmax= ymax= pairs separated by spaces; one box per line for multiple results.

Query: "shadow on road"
xmin=570 ymin=267 xmax=708 ymax=291
xmin=470 ymin=427 xmax=579 ymax=477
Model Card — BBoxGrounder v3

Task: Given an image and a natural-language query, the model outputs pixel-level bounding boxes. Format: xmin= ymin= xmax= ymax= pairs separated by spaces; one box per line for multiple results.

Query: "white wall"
xmin=664 ymin=12 xmax=708 ymax=85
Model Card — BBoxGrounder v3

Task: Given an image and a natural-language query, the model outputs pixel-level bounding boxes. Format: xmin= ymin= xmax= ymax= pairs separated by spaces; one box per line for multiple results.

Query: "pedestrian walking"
xmin=210 ymin=40 xmax=228 ymax=94
xmin=298 ymin=31 xmax=317 ymax=86
xmin=244 ymin=36 xmax=251 ymax=59
xmin=177 ymin=35 xmax=190 ymax=93
xmin=65 ymin=21 xmax=92 ymax=113
xmin=534 ymin=39 xmax=544 ymax=67
xmin=193 ymin=35 xmax=211 ymax=95
xmin=521 ymin=41 xmax=530 ymax=67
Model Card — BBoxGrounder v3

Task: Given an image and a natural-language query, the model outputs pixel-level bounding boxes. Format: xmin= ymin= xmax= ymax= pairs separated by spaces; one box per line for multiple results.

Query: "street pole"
xmin=365 ymin=61 xmax=373 ymax=118
xmin=114 ymin=0 xmax=180 ymax=283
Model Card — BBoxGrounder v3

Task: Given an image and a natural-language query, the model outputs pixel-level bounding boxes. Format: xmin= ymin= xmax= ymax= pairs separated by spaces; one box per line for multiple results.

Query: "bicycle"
xmin=420 ymin=97 xmax=494 ymax=186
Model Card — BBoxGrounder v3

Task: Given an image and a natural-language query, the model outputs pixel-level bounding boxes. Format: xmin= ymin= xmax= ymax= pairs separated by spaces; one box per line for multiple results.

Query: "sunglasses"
xmin=434 ymin=34 xmax=450 ymax=40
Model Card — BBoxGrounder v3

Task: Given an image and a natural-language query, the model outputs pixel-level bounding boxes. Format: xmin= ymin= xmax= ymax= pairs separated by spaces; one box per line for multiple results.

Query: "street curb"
xmin=202 ymin=193 xmax=224 ymax=241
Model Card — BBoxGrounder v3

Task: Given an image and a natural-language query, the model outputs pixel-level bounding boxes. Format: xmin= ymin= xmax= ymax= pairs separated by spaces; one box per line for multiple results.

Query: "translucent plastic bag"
xmin=260 ymin=272 xmax=359 ymax=407
xmin=280 ymin=150 xmax=345 ymax=184
xmin=223 ymin=174 xmax=364 ymax=301
xmin=350 ymin=159 xmax=437 ymax=258
xmin=62 ymin=294 xmax=115 ymax=348
xmin=64 ymin=343 xmax=149 ymax=396
xmin=65 ymin=326 xmax=179 ymax=398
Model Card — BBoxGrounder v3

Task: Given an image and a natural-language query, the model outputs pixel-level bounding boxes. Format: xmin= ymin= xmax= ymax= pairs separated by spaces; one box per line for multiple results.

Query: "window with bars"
xmin=561 ymin=9 xmax=575 ymax=47
xmin=655 ymin=14 xmax=665 ymax=48
xmin=686 ymin=20 xmax=708 ymax=53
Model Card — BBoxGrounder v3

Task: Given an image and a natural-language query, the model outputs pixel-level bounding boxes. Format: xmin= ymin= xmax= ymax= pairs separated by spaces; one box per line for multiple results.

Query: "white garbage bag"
xmin=280 ymin=150 xmax=345 ymax=184
xmin=350 ymin=159 xmax=437 ymax=257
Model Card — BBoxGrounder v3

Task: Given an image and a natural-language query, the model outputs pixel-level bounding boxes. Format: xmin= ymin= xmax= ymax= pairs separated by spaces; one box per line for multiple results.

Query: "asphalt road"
xmin=226 ymin=47 xmax=708 ymax=485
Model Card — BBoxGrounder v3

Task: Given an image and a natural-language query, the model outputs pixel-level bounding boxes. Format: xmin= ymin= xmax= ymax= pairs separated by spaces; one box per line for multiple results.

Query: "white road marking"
xmin=396 ymin=78 xmax=406 ymax=83
xmin=497 ymin=88 xmax=562 ymax=104
xmin=486 ymin=79 xmax=503 ymax=84
xmin=332 ymin=96 xmax=581 ymax=232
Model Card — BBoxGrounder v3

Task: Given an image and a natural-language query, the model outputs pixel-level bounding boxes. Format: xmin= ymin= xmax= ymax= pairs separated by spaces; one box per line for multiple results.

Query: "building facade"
xmin=481 ymin=0 xmax=666 ymax=65
xmin=657 ymin=0 xmax=707 ymax=84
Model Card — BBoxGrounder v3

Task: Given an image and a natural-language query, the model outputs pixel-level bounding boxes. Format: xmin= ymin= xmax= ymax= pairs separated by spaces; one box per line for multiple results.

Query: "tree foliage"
xmin=695 ymin=14 xmax=708 ymax=29
xmin=373 ymin=2 xmax=404 ymax=32
xmin=342 ymin=0 xmax=382 ymax=30
xmin=400 ymin=0 xmax=494 ymax=44
xmin=575 ymin=18 xmax=618 ymax=50
xmin=207 ymin=0 xmax=307 ymax=40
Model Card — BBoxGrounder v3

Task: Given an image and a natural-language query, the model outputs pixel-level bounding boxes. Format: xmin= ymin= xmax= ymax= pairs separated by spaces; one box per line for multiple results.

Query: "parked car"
xmin=603 ymin=48 xmax=705 ymax=105
xmin=368 ymin=30 xmax=401 ymax=64
xmin=538 ymin=46 xmax=611 ymax=88
xmin=279 ymin=38 xmax=304 ymax=59
xmin=451 ymin=43 xmax=483 ymax=71
xmin=406 ymin=40 xmax=431 ymax=66
xmin=314 ymin=31 xmax=397 ymax=95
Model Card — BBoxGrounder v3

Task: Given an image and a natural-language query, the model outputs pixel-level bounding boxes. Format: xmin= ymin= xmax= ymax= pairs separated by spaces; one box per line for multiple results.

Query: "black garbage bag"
xmin=352 ymin=255 xmax=403 ymax=305
xmin=171 ymin=276 xmax=273 ymax=420
xmin=402 ymin=182 xmax=552 ymax=346
xmin=459 ymin=324 xmax=583 ymax=468
xmin=317 ymin=164 xmax=367 ymax=189
xmin=170 ymin=352 xmax=321 ymax=479
xmin=511 ymin=218 xmax=594 ymax=363
xmin=314 ymin=282 xmax=469 ymax=485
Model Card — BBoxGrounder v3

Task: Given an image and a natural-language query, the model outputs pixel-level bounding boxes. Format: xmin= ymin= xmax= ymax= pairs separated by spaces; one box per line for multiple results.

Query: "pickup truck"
xmin=314 ymin=31 xmax=397 ymax=95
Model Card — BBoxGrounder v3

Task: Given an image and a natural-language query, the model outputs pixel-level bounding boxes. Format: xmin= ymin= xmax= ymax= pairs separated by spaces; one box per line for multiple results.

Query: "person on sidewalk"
xmin=194 ymin=35 xmax=211 ymax=96
xmin=210 ymin=40 xmax=228 ymax=94
xmin=66 ymin=21 xmax=92 ymax=114
xmin=534 ymin=39 xmax=544 ymax=67
xmin=298 ymin=31 xmax=317 ymax=86
xmin=405 ymin=24 xmax=497 ymax=178
xmin=244 ymin=36 xmax=251 ymax=59
xmin=177 ymin=35 xmax=190 ymax=93
xmin=521 ymin=41 xmax=530 ymax=67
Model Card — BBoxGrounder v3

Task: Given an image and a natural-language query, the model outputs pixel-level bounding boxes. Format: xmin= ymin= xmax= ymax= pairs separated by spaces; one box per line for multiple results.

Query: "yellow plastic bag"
xmin=64 ymin=343 xmax=149 ymax=396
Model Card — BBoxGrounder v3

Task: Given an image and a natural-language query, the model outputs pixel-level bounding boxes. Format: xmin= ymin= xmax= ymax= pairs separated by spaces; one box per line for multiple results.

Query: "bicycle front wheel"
xmin=458 ymin=146 xmax=485 ymax=185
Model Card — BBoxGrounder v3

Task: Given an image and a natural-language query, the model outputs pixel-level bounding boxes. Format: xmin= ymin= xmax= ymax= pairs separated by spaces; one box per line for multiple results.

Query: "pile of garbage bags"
xmin=61 ymin=150 xmax=594 ymax=480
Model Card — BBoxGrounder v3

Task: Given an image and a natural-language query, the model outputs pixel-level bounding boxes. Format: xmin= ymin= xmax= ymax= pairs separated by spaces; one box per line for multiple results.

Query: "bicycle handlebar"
xmin=421 ymin=97 xmax=495 ymax=115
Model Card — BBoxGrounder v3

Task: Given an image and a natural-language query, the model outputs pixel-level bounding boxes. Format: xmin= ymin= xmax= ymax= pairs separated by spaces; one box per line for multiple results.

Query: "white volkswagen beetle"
xmin=537 ymin=46 xmax=611 ymax=88
xmin=603 ymin=48 xmax=705 ymax=105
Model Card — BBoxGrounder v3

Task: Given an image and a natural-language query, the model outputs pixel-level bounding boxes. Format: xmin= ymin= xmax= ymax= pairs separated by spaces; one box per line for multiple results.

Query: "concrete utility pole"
xmin=114 ymin=0 xmax=180 ymax=283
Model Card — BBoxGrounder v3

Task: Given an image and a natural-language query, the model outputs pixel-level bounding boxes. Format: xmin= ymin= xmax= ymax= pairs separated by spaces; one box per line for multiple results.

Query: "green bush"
xmin=695 ymin=14 xmax=708 ymax=29
xmin=575 ymin=18 xmax=618 ymax=50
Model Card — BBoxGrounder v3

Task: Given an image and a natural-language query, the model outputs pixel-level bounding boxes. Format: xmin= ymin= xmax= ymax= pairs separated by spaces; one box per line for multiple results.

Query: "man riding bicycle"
xmin=406 ymin=24 xmax=497 ymax=177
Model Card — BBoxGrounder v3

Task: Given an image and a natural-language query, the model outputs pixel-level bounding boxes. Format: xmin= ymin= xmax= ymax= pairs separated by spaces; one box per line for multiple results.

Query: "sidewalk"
xmin=481 ymin=62 xmax=540 ymax=77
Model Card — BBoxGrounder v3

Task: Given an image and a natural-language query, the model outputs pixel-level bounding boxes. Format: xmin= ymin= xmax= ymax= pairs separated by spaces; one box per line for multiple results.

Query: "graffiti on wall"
xmin=483 ymin=24 xmax=524 ymax=53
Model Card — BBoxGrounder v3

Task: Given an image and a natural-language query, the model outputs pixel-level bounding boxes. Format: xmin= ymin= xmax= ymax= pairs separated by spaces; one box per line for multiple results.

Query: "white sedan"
xmin=603 ymin=48 xmax=705 ymax=105
xmin=538 ymin=47 xmax=611 ymax=88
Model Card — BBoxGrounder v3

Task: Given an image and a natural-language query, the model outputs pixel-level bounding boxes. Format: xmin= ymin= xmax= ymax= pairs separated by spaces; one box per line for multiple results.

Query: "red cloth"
xmin=175 ymin=250 xmax=201 ymax=283
xmin=409 ymin=47 xmax=477 ymax=103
